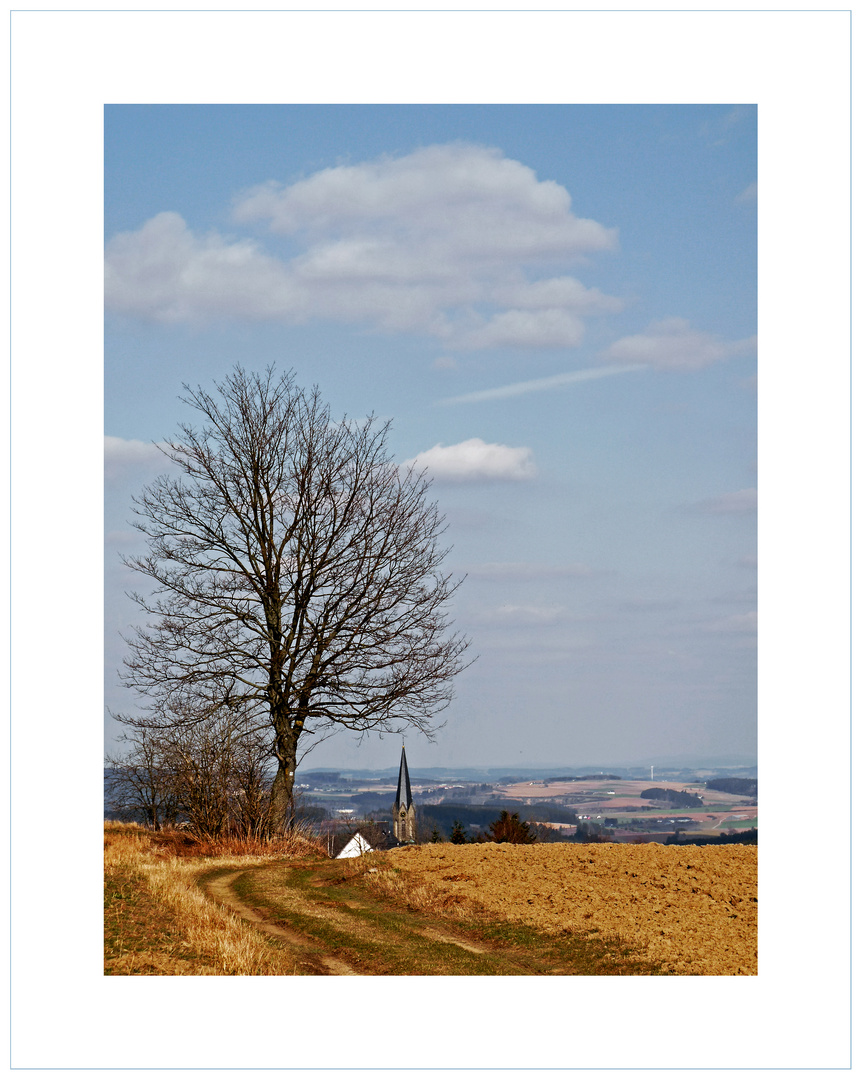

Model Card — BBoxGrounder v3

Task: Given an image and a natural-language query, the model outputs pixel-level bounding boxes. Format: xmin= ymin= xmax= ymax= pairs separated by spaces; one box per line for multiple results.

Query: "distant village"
xmin=297 ymin=749 xmax=758 ymax=856
xmin=105 ymin=744 xmax=756 ymax=855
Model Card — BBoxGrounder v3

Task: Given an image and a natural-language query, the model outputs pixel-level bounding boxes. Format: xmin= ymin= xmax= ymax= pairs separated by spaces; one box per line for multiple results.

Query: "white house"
xmin=334 ymin=831 xmax=375 ymax=858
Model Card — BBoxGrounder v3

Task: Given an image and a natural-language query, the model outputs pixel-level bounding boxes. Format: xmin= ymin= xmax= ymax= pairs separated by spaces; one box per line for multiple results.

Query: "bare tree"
xmin=120 ymin=366 xmax=471 ymax=833
xmin=224 ymin=715 xmax=276 ymax=838
xmin=105 ymin=729 xmax=179 ymax=828
xmin=159 ymin=706 xmax=270 ymax=838
xmin=107 ymin=705 xmax=273 ymax=837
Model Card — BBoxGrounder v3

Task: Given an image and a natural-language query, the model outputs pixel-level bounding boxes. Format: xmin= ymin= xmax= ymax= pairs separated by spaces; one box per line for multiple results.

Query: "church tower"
xmin=392 ymin=746 xmax=416 ymax=843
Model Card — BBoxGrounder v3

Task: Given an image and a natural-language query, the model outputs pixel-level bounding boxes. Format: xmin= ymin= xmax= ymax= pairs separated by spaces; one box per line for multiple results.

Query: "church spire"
xmin=395 ymin=745 xmax=412 ymax=809
xmin=392 ymin=745 xmax=416 ymax=843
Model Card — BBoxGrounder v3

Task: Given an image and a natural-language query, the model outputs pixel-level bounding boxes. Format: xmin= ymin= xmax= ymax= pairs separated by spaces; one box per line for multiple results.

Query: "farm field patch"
xmin=385 ymin=841 xmax=757 ymax=975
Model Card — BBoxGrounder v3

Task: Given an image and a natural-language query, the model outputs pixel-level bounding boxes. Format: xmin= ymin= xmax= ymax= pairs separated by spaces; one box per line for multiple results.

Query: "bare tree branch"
xmin=120 ymin=366 xmax=472 ymax=832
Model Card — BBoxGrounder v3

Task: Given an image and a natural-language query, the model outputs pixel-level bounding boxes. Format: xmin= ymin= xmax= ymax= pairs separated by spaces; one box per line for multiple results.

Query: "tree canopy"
xmin=482 ymin=810 xmax=536 ymax=844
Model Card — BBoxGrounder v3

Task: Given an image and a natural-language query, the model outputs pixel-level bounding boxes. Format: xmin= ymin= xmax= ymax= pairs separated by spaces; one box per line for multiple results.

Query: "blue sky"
xmin=104 ymin=103 xmax=757 ymax=771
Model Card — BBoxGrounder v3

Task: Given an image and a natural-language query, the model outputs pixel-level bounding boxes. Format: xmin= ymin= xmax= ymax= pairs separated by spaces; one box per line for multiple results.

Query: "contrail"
xmin=438 ymin=364 xmax=646 ymax=405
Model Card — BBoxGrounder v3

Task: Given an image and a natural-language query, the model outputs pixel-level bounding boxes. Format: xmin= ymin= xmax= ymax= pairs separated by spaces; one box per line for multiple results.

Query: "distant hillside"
xmin=705 ymin=778 xmax=757 ymax=798
xmin=417 ymin=802 xmax=582 ymax=834
xmin=546 ymin=774 xmax=622 ymax=782
xmin=666 ymin=829 xmax=757 ymax=846
xmin=640 ymin=787 xmax=703 ymax=809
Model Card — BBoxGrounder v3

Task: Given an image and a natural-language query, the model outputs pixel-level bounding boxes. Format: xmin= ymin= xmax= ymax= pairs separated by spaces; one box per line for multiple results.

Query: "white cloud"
xmin=403 ymin=437 xmax=536 ymax=482
xmin=104 ymin=212 xmax=304 ymax=324
xmin=463 ymin=561 xmax=592 ymax=580
xmin=604 ymin=317 xmax=755 ymax=371
xmin=705 ymin=611 xmax=757 ymax=634
xmin=458 ymin=307 xmax=587 ymax=349
xmin=701 ymin=105 xmax=755 ymax=147
xmin=105 ymin=435 xmax=169 ymax=480
xmin=457 ymin=276 xmax=624 ymax=349
xmin=489 ymin=603 xmax=567 ymax=626
xmin=105 ymin=529 xmax=139 ymax=547
xmin=233 ymin=143 xmax=616 ymax=255
xmin=492 ymin=276 xmax=624 ymax=314
xmin=106 ymin=143 xmax=620 ymax=348
xmin=696 ymin=488 xmax=758 ymax=515
xmin=440 ymin=363 xmax=643 ymax=405
xmin=736 ymin=182 xmax=757 ymax=204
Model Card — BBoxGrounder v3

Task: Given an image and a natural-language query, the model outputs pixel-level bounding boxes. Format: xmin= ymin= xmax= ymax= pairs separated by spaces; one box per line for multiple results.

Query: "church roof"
xmin=394 ymin=745 xmax=412 ymax=810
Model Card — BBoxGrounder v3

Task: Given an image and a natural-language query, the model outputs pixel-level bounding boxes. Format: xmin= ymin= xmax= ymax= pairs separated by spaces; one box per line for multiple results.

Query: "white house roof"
xmin=335 ymin=831 xmax=374 ymax=859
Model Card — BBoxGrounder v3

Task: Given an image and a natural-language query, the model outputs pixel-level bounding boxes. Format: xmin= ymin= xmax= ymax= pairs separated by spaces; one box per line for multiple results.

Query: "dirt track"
xmin=385 ymin=842 xmax=757 ymax=975
xmin=201 ymin=861 xmax=654 ymax=975
xmin=203 ymin=869 xmax=360 ymax=975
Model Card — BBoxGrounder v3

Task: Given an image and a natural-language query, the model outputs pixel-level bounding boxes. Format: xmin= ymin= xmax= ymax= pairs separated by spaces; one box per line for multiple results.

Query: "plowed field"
xmin=385 ymin=842 xmax=756 ymax=975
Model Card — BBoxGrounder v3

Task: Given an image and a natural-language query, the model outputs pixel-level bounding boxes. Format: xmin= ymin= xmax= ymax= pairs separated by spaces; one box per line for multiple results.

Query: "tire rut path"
xmin=204 ymin=869 xmax=360 ymax=976
xmin=203 ymin=864 xmax=579 ymax=976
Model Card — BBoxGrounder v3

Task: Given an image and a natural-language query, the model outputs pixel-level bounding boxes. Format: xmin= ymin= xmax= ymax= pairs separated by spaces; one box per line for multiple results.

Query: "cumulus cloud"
xmin=105 ymin=435 xmax=170 ymax=480
xmin=403 ymin=437 xmax=536 ymax=482
xmin=106 ymin=143 xmax=620 ymax=348
xmin=696 ymin=488 xmax=758 ymax=515
xmin=233 ymin=143 xmax=616 ymax=254
xmin=104 ymin=212 xmax=304 ymax=324
xmin=604 ymin=317 xmax=755 ymax=371
xmin=492 ymin=276 xmax=624 ymax=314
xmin=458 ymin=307 xmax=588 ymax=349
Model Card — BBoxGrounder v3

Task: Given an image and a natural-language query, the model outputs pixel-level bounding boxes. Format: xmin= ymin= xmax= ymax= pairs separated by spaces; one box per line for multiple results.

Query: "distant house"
xmin=330 ymin=746 xmax=417 ymax=857
xmin=331 ymin=824 xmax=402 ymax=858
xmin=334 ymin=832 xmax=375 ymax=859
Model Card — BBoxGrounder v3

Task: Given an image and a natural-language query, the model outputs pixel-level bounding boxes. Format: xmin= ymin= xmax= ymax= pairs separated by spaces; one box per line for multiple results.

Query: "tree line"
xmin=640 ymin=787 xmax=704 ymax=809
xmin=705 ymin=778 xmax=757 ymax=798
xmin=441 ymin=811 xmax=610 ymax=845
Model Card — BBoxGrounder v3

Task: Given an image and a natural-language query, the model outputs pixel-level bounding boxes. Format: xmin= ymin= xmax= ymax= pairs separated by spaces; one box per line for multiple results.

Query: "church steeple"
xmin=392 ymin=745 xmax=416 ymax=843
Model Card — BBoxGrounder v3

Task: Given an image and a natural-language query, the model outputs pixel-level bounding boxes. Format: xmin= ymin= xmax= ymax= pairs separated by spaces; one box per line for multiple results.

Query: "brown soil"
xmin=384 ymin=842 xmax=757 ymax=975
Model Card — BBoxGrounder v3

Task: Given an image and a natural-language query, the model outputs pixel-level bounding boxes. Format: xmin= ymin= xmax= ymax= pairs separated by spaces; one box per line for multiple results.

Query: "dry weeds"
xmin=364 ymin=865 xmax=479 ymax=922
xmin=104 ymin=823 xmax=323 ymax=975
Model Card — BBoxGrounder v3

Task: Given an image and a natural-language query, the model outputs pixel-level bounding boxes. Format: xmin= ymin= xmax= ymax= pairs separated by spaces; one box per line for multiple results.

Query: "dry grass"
xmin=104 ymin=822 xmax=326 ymax=975
xmin=106 ymin=829 xmax=670 ymax=976
xmin=147 ymin=825 xmax=328 ymax=860
xmin=362 ymin=864 xmax=479 ymax=922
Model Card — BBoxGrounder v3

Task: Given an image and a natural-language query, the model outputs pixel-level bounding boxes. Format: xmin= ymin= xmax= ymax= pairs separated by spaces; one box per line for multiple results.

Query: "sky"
xmin=104 ymin=103 xmax=757 ymax=772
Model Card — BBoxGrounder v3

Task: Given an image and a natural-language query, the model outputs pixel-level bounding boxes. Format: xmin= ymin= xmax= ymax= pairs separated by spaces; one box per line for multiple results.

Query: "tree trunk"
xmin=268 ymin=730 xmax=298 ymax=835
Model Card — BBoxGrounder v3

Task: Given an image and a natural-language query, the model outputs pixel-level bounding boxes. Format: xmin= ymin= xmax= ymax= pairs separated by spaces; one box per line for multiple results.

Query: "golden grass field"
xmin=106 ymin=824 xmax=756 ymax=976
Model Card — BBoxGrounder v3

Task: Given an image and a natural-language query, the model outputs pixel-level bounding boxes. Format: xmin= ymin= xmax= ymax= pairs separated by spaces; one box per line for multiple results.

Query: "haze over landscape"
xmin=105 ymin=104 xmax=757 ymax=772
